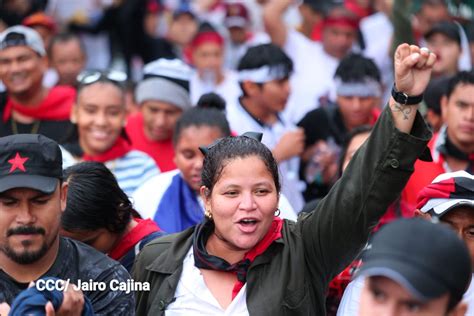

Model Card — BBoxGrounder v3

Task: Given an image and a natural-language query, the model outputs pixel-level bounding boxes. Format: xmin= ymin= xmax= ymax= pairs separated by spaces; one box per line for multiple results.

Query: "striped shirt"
xmin=104 ymin=150 xmax=160 ymax=196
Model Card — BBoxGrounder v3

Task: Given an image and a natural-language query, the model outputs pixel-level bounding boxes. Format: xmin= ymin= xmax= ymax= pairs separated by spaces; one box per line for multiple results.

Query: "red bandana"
xmin=192 ymin=216 xmax=283 ymax=300
xmin=323 ymin=16 xmax=359 ymax=30
xmin=191 ymin=32 xmax=224 ymax=49
xmin=3 ymin=86 xmax=75 ymax=122
xmin=82 ymin=137 xmax=131 ymax=163
xmin=231 ymin=217 xmax=283 ymax=299
xmin=108 ymin=218 xmax=161 ymax=260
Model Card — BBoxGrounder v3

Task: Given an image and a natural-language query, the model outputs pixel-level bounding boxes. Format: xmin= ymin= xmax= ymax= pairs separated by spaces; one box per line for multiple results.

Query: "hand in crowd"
xmin=391 ymin=43 xmax=437 ymax=133
xmin=394 ymin=44 xmax=437 ymax=96
xmin=272 ymin=127 xmax=305 ymax=162
xmin=304 ymin=140 xmax=339 ymax=185
xmin=45 ymin=281 xmax=85 ymax=316
xmin=0 ymin=302 xmax=10 ymax=315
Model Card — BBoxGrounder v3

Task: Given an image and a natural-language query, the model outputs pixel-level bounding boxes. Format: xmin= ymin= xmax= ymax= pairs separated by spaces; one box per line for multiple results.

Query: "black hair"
xmin=445 ymin=71 xmax=474 ymax=99
xmin=196 ymin=92 xmax=226 ymax=111
xmin=64 ymin=79 xmax=129 ymax=147
xmin=196 ymin=21 xmax=218 ymax=34
xmin=61 ymin=162 xmax=132 ymax=234
xmin=173 ymin=107 xmax=231 ymax=146
xmin=237 ymin=43 xmax=293 ymax=97
xmin=47 ymin=32 xmax=86 ymax=58
xmin=201 ymin=136 xmax=280 ymax=195
xmin=237 ymin=43 xmax=293 ymax=73
xmin=467 ymin=21 xmax=474 ymax=42
xmin=338 ymin=125 xmax=373 ymax=176
xmin=334 ymin=53 xmax=381 ymax=83
xmin=424 ymin=76 xmax=450 ymax=115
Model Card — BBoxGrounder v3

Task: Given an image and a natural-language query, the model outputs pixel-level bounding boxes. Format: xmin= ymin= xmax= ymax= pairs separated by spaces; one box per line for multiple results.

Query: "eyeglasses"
xmin=76 ymin=70 xmax=127 ymax=86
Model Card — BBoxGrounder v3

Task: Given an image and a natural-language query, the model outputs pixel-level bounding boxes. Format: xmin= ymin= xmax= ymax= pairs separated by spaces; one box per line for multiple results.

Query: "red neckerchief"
xmin=231 ymin=217 xmax=283 ymax=299
xmin=369 ymin=108 xmax=381 ymax=125
xmin=108 ymin=218 xmax=161 ymax=260
xmin=82 ymin=137 xmax=132 ymax=163
xmin=3 ymin=86 xmax=75 ymax=122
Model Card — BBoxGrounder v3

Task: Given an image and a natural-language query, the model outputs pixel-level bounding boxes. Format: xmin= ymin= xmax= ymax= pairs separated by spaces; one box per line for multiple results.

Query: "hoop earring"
xmin=275 ymin=208 xmax=281 ymax=217
xmin=205 ymin=209 xmax=213 ymax=220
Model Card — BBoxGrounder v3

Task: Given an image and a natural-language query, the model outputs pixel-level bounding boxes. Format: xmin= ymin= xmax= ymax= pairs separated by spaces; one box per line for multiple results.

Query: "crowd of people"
xmin=0 ymin=0 xmax=473 ymax=315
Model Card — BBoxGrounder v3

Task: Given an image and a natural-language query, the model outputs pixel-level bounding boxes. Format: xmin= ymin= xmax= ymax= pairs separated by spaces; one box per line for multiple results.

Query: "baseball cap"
xmin=417 ymin=171 xmax=474 ymax=217
xmin=173 ymin=2 xmax=196 ymax=19
xmin=357 ymin=218 xmax=471 ymax=302
xmin=224 ymin=3 xmax=250 ymax=29
xmin=425 ymin=21 xmax=461 ymax=45
xmin=0 ymin=134 xmax=63 ymax=194
xmin=0 ymin=25 xmax=46 ymax=56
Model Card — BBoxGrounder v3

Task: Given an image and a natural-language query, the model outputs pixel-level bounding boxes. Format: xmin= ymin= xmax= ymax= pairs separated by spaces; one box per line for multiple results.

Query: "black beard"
xmin=1 ymin=226 xmax=56 ymax=265
xmin=0 ymin=240 xmax=49 ymax=264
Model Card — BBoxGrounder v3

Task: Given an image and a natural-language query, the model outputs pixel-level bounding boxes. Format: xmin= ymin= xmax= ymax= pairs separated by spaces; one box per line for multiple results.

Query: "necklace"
xmin=11 ymin=119 xmax=41 ymax=134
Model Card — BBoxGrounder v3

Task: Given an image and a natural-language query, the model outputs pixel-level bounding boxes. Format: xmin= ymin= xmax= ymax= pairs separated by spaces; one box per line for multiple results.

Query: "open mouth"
xmin=236 ymin=218 xmax=259 ymax=233
xmin=238 ymin=219 xmax=258 ymax=226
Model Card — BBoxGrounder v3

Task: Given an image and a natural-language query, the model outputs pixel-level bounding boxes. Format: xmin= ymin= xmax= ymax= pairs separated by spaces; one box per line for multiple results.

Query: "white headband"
xmin=238 ymin=65 xmax=289 ymax=83
xmin=335 ymin=77 xmax=382 ymax=98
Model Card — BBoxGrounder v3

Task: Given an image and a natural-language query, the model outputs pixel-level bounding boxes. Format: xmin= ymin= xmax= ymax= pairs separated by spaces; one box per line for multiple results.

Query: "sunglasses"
xmin=76 ymin=70 xmax=127 ymax=86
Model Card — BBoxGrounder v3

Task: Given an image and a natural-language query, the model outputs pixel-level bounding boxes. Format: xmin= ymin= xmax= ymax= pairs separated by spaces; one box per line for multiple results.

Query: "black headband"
xmin=198 ymin=132 xmax=263 ymax=156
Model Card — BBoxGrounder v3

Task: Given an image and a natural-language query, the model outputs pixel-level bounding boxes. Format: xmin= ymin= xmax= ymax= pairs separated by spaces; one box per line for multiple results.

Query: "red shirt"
xmin=126 ymin=112 xmax=176 ymax=172
xmin=401 ymin=133 xmax=446 ymax=212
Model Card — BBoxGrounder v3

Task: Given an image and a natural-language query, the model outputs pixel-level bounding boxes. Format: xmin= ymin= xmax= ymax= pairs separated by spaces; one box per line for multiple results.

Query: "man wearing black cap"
xmin=338 ymin=171 xmax=474 ymax=315
xmin=356 ymin=218 xmax=471 ymax=316
xmin=426 ymin=21 xmax=463 ymax=78
xmin=0 ymin=134 xmax=134 ymax=314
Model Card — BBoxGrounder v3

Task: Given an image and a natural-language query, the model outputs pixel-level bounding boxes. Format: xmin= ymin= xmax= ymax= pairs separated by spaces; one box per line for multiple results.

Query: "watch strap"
xmin=391 ymin=84 xmax=423 ymax=105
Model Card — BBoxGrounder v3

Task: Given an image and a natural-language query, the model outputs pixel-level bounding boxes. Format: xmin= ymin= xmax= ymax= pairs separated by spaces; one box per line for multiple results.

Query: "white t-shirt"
xmin=190 ymin=70 xmax=242 ymax=108
xmin=282 ymin=30 xmax=339 ymax=125
xmin=224 ymin=32 xmax=270 ymax=70
xmin=360 ymin=12 xmax=394 ymax=104
xmin=165 ymin=248 xmax=249 ymax=316
xmin=226 ymin=99 xmax=305 ymax=212
xmin=337 ymin=274 xmax=474 ymax=316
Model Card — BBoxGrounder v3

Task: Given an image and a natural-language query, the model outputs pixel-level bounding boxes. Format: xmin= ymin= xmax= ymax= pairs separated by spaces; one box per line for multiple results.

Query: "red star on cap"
xmin=8 ymin=152 xmax=29 ymax=173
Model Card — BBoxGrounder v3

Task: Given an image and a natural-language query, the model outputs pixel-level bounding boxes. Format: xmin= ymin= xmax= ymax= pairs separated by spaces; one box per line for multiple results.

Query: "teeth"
xmin=241 ymin=219 xmax=256 ymax=223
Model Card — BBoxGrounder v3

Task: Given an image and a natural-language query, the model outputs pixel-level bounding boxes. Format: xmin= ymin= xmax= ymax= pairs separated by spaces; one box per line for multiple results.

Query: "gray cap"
xmin=135 ymin=77 xmax=192 ymax=111
xmin=0 ymin=25 xmax=46 ymax=56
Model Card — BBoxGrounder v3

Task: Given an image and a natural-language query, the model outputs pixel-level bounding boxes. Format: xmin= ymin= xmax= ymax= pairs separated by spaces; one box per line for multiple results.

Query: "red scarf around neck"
xmin=231 ymin=217 xmax=283 ymax=298
xmin=3 ymin=86 xmax=75 ymax=122
xmin=82 ymin=137 xmax=132 ymax=163
xmin=108 ymin=218 xmax=161 ymax=260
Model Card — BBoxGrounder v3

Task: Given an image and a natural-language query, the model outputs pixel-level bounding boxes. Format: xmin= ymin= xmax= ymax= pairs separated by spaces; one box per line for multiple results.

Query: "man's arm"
xmin=263 ymin=0 xmax=292 ymax=47
xmin=388 ymin=44 xmax=436 ymax=132
xmin=390 ymin=0 xmax=416 ymax=58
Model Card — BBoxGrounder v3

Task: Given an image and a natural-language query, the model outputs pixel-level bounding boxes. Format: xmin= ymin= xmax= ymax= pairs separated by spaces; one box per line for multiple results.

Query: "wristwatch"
xmin=391 ymin=84 xmax=423 ymax=105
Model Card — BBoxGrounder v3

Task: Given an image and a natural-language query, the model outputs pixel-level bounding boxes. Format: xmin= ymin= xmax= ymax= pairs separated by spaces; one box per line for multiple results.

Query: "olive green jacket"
xmin=133 ymin=106 xmax=432 ymax=316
